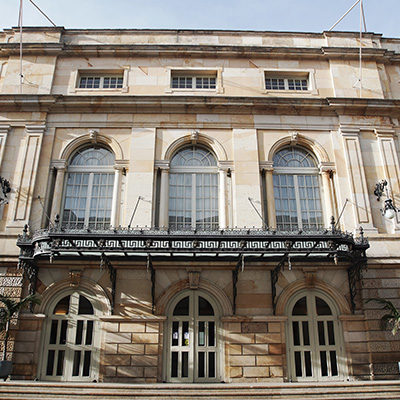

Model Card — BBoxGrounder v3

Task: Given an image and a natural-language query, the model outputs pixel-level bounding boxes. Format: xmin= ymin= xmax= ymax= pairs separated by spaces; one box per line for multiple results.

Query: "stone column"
xmin=319 ymin=162 xmax=336 ymax=227
xmin=218 ymin=167 xmax=227 ymax=229
xmin=262 ymin=162 xmax=276 ymax=229
xmin=158 ymin=163 xmax=170 ymax=228
xmin=110 ymin=164 xmax=124 ymax=228
xmin=50 ymin=160 xmax=67 ymax=221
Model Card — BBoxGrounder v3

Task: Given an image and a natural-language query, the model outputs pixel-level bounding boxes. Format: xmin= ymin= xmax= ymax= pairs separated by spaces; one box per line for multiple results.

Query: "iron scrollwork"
xmin=100 ymin=253 xmax=117 ymax=314
xmin=147 ymin=255 xmax=156 ymax=314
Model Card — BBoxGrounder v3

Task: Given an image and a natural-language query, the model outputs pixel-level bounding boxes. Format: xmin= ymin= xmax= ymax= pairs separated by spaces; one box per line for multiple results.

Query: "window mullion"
xmin=84 ymin=173 xmax=94 ymax=226
xmin=293 ymin=175 xmax=303 ymax=229
xmin=191 ymin=174 xmax=196 ymax=229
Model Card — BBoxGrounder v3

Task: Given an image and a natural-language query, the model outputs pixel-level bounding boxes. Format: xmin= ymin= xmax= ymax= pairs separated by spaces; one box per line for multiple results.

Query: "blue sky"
xmin=1 ymin=0 xmax=398 ymax=38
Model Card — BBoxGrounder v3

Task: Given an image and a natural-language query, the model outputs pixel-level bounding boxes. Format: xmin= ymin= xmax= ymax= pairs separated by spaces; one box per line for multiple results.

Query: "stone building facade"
xmin=0 ymin=27 xmax=399 ymax=383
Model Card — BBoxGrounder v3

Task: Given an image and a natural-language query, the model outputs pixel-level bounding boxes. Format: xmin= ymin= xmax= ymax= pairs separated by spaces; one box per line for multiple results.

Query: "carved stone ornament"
xmin=187 ymin=268 xmax=201 ymax=289
xmin=88 ymin=129 xmax=98 ymax=143
xmin=69 ymin=270 xmax=82 ymax=286
xmin=191 ymin=130 xmax=199 ymax=143
xmin=290 ymin=131 xmax=299 ymax=144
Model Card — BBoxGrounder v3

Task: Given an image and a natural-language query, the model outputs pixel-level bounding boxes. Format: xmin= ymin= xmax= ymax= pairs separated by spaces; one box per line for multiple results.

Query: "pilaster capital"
xmin=340 ymin=125 xmax=360 ymax=137
xmin=374 ymin=127 xmax=396 ymax=138
xmin=0 ymin=125 xmax=11 ymax=135
xmin=26 ymin=124 xmax=46 ymax=135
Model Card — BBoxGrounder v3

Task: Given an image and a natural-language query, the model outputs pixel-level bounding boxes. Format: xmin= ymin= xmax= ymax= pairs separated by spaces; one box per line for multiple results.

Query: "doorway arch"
xmin=164 ymin=290 xmax=223 ymax=383
xmin=40 ymin=289 xmax=102 ymax=382
xmin=285 ymin=289 xmax=347 ymax=382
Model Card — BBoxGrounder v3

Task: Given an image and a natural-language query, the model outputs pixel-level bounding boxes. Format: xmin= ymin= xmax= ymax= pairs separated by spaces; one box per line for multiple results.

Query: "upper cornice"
xmin=0 ymin=95 xmax=399 ymax=118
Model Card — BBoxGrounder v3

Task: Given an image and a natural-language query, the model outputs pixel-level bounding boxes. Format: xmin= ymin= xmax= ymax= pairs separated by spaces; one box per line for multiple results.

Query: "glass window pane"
xmin=316 ymin=297 xmax=332 ymax=315
xmin=198 ymin=351 xmax=205 ymax=378
xmin=181 ymin=352 xmax=189 ymax=378
xmin=292 ymin=297 xmax=307 ymax=315
xmin=78 ymin=296 xmax=94 ymax=315
xmin=171 ymin=352 xmax=178 ymax=377
xmin=54 ymin=296 xmax=70 ymax=315
xmin=173 ymin=297 xmax=189 ymax=315
xmin=198 ymin=296 xmax=214 ymax=316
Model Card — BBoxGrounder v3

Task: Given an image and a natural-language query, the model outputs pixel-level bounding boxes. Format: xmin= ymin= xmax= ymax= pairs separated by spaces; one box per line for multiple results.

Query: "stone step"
xmin=0 ymin=381 xmax=400 ymax=400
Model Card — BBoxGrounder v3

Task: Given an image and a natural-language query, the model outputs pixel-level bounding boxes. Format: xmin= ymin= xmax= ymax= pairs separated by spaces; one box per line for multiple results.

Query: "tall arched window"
xmin=62 ymin=146 xmax=115 ymax=229
xmin=273 ymin=146 xmax=323 ymax=231
xmin=169 ymin=146 xmax=218 ymax=230
xmin=41 ymin=291 xmax=101 ymax=381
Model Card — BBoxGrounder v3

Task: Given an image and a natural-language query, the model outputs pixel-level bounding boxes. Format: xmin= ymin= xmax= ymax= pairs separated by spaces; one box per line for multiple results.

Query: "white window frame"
xmin=39 ymin=291 xmax=101 ymax=382
xmin=262 ymin=69 xmax=318 ymax=95
xmin=164 ymin=290 xmax=222 ymax=383
xmin=69 ymin=68 xmax=129 ymax=93
xmin=166 ymin=68 xmax=224 ymax=94
xmin=286 ymin=290 xmax=347 ymax=382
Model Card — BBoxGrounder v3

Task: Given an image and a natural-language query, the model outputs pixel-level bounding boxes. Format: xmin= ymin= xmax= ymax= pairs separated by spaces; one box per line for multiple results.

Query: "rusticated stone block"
xmin=226 ymin=343 xmax=242 ymax=355
xmin=132 ymin=333 xmax=159 ymax=344
xmin=144 ymin=366 xmax=158 ymax=377
xmin=230 ymin=355 xmax=256 ymax=366
xmin=106 ymin=332 xmax=131 ymax=344
xmin=103 ymin=322 xmax=119 ymax=332
xmin=145 ymin=344 xmax=159 ymax=355
xmin=226 ymin=322 xmax=242 ymax=333
xmin=255 ymin=333 xmax=281 ymax=344
xmin=104 ymin=343 xmax=118 ymax=355
xmin=270 ymin=366 xmax=284 ymax=377
xmin=224 ymin=332 xmax=255 ymax=344
xmin=256 ymin=355 xmax=282 ymax=366
xmin=146 ymin=322 xmax=159 ymax=333
xmin=131 ymin=355 xmax=158 ymax=366
xmin=268 ymin=323 xmax=281 ymax=333
xmin=119 ymin=323 xmax=146 ymax=333
xmin=241 ymin=322 xmax=267 ymax=333
xmin=118 ymin=343 xmax=145 ymax=355
xmin=243 ymin=366 xmax=270 ymax=378
xmin=242 ymin=344 xmax=269 ymax=355
xmin=230 ymin=366 xmax=243 ymax=378
xmin=269 ymin=344 xmax=283 ymax=355
xmin=117 ymin=366 xmax=144 ymax=378
xmin=103 ymin=354 xmax=130 ymax=366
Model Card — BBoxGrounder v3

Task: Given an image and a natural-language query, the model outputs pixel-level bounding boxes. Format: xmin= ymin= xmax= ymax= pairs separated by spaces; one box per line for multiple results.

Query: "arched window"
xmin=169 ymin=146 xmax=218 ymax=230
xmin=286 ymin=290 xmax=347 ymax=381
xmin=273 ymin=146 xmax=323 ymax=231
xmin=165 ymin=290 xmax=221 ymax=382
xmin=62 ymin=146 xmax=115 ymax=229
xmin=41 ymin=291 xmax=101 ymax=381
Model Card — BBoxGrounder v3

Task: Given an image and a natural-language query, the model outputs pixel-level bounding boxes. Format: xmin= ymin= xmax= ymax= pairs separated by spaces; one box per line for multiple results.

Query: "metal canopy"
xmin=17 ymin=221 xmax=369 ymax=315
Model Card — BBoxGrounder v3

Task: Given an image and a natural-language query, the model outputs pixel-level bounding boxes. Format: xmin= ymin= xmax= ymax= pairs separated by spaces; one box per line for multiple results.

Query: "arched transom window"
xmin=169 ymin=146 xmax=218 ymax=230
xmin=62 ymin=146 xmax=115 ymax=229
xmin=273 ymin=146 xmax=323 ymax=231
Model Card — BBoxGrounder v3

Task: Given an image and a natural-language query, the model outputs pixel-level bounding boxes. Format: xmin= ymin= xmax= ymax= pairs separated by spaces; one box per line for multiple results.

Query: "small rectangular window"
xmin=171 ymin=72 xmax=217 ymax=90
xmin=265 ymin=75 xmax=309 ymax=91
xmin=78 ymin=75 xmax=124 ymax=89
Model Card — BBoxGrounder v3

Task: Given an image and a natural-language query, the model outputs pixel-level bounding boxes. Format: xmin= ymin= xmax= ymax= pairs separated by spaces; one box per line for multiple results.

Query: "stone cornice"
xmin=0 ymin=42 xmax=397 ymax=62
xmin=0 ymin=95 xmax=399 ymax=118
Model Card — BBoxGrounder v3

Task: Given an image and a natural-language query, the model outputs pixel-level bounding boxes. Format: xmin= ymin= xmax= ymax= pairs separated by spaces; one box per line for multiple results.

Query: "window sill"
xmin=261 ymin=89 xmax=318 ymax=96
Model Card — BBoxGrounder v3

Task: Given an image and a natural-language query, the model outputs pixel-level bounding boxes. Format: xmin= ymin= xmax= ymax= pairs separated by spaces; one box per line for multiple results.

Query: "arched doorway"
xmin=40 ymin=291 xmax=101 ymax=381
xmin=164 ymin=290 xmax=222 ymax=382
xmin=286 ymin=290 xmax=347 ymax=381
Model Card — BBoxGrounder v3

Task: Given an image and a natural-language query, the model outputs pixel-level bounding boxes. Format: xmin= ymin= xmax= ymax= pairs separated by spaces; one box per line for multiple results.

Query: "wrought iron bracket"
xmin=347 ymin=259 xmax=367 ymax=313
xmin=271 ymin=256 xmax=287 ymax=315
xmin=232 ymin=253 xmax=244 ymax=314
xmin=147 ymin=255 xmax=156 ymax=314
xmin=100 ymin=253 xmax=117 ymax=314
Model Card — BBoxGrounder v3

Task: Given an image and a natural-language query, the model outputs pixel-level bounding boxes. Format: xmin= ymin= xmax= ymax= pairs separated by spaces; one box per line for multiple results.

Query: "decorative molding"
xmin=0 ymin=125 xmax=11 ymax=171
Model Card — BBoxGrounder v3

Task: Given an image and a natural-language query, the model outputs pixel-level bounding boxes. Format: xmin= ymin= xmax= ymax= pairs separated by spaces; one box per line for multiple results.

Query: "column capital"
xmin=319 ymin=162 xmax=336 ymax=173
xmin=259 ymin=161 xmax=274 ymax=172
xmin=218 ymin=161 xmax=233 ymax=172
xmin=114 ymin=160 xmax=129 ymax=171
xmin=155 ymin=160 xmax=170 ymax=171
xmin=51 ymin=160 xmax=67 ymax=171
